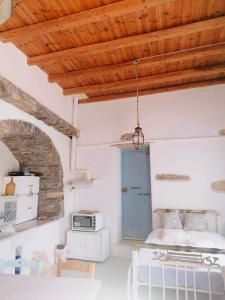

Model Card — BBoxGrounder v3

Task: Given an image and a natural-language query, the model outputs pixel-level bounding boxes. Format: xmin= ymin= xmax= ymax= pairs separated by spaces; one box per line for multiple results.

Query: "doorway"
xmin=121 ymin=146 xmax=152 ymax=240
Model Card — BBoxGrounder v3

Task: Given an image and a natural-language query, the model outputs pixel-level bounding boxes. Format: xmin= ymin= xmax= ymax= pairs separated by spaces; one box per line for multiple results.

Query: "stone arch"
xmin=0 ymin=120 xmax=64 ymax=218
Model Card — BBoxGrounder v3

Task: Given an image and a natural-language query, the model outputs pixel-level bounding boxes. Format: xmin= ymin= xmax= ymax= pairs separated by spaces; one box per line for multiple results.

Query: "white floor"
xmin=62 ymin=257 xmax=130 ymax=300
xmin=95 ymin=257 xmax=131 ymax=300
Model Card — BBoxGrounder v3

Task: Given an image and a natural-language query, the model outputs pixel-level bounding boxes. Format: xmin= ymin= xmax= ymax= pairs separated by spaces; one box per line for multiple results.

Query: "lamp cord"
xmin=134 ymin=59 xmax=140 ymax=127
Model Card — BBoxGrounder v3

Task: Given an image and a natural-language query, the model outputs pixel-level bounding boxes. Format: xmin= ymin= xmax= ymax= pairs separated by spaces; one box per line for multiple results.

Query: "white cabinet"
xmin=16 ymin=195 xmax=38 ymax=225
xmin=2 ymin=176 xmax=40 ymax=195
xmin=67 ymin=228 xmax=110 ymax=261
xmin=1 ymin=176 xmax=40 ymax=225
xmin=0 ymin=240 xmax=15 ymax=260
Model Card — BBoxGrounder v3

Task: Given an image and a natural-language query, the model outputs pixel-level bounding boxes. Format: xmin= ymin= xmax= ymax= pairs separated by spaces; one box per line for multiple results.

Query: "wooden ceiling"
xmin=0 ymin=0 xmax=225 ymax=104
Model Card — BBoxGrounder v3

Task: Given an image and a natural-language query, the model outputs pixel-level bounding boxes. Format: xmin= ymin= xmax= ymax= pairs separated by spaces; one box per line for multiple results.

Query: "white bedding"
xmin=145 ymin=228 xmax=225 ymax=249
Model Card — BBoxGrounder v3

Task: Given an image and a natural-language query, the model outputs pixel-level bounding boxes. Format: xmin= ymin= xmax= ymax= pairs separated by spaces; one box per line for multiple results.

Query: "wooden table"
xmin=0 ymin=274 xmax=101 ymax=300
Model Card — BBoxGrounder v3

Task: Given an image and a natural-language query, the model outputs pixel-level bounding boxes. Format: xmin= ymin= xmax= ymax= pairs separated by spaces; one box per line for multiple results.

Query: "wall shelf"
xmin=70 ymin=169 xmax=100 ymax=189
xmin=211 ymin=180 xmax=225 ymax=192
xmin=155 ymin=174 xmax=190 ymax=182
xmin=71 ymin=179 xmax=100 ymax=189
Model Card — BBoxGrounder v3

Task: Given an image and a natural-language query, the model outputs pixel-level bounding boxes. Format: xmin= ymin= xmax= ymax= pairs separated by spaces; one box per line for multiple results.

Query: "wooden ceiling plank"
xmin=28 ymin=16 xmax=225 ymax=66
xmin=78 ymin=78 xmax=225 ymax=104
xmin=63 ymin=63 xmax=225 ymax=95
xmin=0 ymin=0 xmax=172 ymax=42
xmin=49 ymin=42 xmax=225 ymax=83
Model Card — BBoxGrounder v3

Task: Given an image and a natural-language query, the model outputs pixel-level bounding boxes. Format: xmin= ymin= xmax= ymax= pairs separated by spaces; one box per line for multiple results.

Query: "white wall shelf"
xmin=71 ymin=179 xmax=100 ymax=189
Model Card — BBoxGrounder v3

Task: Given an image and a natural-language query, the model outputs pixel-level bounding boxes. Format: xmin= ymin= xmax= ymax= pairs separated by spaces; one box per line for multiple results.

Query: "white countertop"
xmin=0 ymin=218 xmax=60 ymax=242
xmin=0 ymin=274 xmax=101 ymax=300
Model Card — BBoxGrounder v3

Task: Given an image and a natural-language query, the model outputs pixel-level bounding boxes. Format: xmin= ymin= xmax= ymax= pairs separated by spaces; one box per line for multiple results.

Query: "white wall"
xmin=0 ymin=141 xmax=19 ymax=193
xmin=0 ymin=142 xmax=19 ymax=176
xmin=78 ymin=84 xmax=225 ymax=145
xmin=75 ymin=145 xmax=121 ymax=246
xmin=150 ymin=138 xmax=225 ymax=234
xmin=0 ymin=41 xmax=73 ymax=123
xmin=0 ymin=99 xmax=75 ymax=262
xmin=0 ymin=39 xmax=77 ymax=243
xmin=0 ymin=42 xmax=76 ymax=262
xmin=76 ymin=85 xmax=225 ymax=251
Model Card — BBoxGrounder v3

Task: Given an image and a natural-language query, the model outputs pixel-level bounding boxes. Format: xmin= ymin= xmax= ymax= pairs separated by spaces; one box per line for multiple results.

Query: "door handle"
xmin=121 ymin=187 xmax=128 ymax=193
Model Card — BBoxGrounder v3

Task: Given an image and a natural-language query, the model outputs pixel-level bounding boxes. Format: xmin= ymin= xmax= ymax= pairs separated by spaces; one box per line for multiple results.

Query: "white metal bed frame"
xmin=127 ymin=209 xmax=225 ymax=300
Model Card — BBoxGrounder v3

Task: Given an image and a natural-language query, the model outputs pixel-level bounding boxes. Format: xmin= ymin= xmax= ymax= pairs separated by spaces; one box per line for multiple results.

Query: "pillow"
xmin=184 ymin=213 xmax=207 ymax=231
xmin=159 ymin=210 xmax=183 ymax=229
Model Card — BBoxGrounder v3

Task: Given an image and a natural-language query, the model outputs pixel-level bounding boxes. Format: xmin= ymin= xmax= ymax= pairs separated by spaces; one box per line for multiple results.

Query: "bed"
xmin=127 ymin=209 xmax=225 ymax=300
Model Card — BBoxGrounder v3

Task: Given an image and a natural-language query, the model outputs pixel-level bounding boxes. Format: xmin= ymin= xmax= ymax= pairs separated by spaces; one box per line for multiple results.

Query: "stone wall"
xmin=0 ymin=120 xmax=64 ymax=217
xmin=0 ymin=75 xmax=77 ymax=137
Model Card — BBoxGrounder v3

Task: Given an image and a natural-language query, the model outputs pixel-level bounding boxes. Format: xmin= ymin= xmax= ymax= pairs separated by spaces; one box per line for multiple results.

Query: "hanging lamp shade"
xmin=0 ymin=0 xmax=13 ymax=25
xmin=133 ymin=125 xmax=144 ymax=150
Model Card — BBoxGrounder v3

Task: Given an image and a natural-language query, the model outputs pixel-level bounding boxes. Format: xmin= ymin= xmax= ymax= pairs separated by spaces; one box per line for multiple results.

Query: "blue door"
xmin=121 ymin=147 xmax=152 ymax=240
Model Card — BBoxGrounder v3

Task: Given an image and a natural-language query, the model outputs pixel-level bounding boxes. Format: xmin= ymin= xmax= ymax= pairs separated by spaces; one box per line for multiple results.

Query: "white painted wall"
xmin=0 ymin=141 xmax=19 ymax=193
xmin=0 ymin=142 xmax=19 ymax=176
xmin=0 ymin=42 xmax=76 ymax=263
xmin=0 ymin=42 xmax=73 ymax=123
xmin=75 ymin=145 xmax=121 ymax=247
xmin=0 ymin=99 xmax=74 ymax=261
xmin=0 ymin=38 xmax=77 ymax=236
xmin=76 ymin=85 xmax=225 ymax=252
xmin=150 ymin=138 xmax=225 ymax=234
xmin=78 ymin=84 xmax=225 ymax=145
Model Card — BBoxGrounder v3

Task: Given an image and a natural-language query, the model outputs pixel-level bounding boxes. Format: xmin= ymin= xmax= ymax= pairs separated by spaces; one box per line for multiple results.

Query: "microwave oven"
xmin=72 ymin=212 xmax=104 ymax=232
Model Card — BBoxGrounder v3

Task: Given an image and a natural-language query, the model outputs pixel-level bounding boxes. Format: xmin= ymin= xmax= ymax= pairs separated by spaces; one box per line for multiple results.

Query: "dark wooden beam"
xmin=28 ymin=16 xmax=225 ymax=66
xmin=0 ymin=0 xmax=172 ymax=42
xmin=49 ymin=42 xmax=225 ymax=83
xmin=64 ymin=64 xmax=225 ymax=95
xmin=78 ymin=78 xmax=225 ymax=104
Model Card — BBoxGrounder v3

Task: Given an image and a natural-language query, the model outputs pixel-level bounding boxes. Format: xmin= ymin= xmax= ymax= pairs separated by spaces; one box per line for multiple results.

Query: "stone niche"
xmin=0 ymin=120 xmax=64 ymax=218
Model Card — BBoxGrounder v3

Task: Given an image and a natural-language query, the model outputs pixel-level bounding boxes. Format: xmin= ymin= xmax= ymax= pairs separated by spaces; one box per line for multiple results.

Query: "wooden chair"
xmin=0 ymin=258 xmax=43 ymax=276
xmin=56 ymin=259 xmax=95 ymax=279
xmin=32 ymin=251 xmax=54 ymax=277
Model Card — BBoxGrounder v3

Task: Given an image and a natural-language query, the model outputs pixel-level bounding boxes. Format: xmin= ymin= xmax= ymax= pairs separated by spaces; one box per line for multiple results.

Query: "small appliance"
xmin=72 ymin=211 xmax=104 ymax=232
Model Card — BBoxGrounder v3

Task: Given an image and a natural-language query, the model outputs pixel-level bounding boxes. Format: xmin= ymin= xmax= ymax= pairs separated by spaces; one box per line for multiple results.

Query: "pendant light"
xmin=132 ymin=59 xmax=144 ymax=150
xmin=0 ymin=0 xmax=13 ymax=25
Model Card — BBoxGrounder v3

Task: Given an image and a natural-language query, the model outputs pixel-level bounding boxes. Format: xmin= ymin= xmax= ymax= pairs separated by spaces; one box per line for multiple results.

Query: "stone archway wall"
xmin=0 ymin=120 xmax=64 ymax=217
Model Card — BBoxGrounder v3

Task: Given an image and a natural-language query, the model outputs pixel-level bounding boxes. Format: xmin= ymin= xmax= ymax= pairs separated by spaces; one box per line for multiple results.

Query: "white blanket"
xmin=145 ymin=228 xmax=225 ymax=249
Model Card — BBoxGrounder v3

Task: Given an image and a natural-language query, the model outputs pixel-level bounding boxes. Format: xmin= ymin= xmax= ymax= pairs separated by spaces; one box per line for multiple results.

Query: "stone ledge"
xmin=0 ymin=75 xmax=77 ymax=137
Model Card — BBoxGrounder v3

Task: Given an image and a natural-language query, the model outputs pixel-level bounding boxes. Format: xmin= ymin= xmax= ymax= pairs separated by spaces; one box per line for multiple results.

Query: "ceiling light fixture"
xmin=132 ymin=58 xmax=144 ymax=150
xmin=0 ymin=0 xmax=13 ymax=25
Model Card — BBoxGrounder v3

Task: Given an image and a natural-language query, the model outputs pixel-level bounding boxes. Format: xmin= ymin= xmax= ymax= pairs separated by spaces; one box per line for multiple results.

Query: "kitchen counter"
xmin=0 ymin=217 xmax=60 ymax=242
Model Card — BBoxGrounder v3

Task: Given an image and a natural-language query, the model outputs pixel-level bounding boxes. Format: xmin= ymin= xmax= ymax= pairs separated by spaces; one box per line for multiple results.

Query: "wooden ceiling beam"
xmin=28 ymin=16 xmax=225 ymax=66
xmin=63 ymin=64 xmax=225 ymax=95
xmin=0 ymin=0 xmax=172 ymax=42
xmin=78 ymin=78 xmax=225 ymax=104
xmin=49 ymin=42 xmax=225 ymax=83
